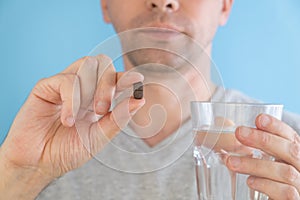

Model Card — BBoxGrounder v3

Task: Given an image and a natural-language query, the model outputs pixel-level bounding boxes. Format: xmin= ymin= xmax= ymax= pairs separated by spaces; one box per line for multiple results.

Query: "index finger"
xmin=94 ymin=55 xmax=117 ymax=115
xmin=93 ymin=56 xmax=145 ymax=115
xmin=62 ymin=56 xmax=90 ymax=74
xmin=76 ymin=57 xmax=99 ymax=118
xmin=256 ymin=114 xmax=299 ymax=142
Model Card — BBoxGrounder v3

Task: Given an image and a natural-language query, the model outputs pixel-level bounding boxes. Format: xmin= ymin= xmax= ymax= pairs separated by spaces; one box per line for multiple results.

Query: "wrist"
xmin=0 ymin=150 xmax=54 ymax=200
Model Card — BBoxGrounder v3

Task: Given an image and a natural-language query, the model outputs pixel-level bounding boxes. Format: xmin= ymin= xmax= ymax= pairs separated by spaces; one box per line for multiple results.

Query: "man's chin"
xmin=126 ymin=50 xmax=187 ymax=70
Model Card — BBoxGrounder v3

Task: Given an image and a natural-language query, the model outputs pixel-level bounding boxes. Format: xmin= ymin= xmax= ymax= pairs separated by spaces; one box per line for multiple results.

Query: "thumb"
xmin=85 ymin=97 xmax=145 ymax=155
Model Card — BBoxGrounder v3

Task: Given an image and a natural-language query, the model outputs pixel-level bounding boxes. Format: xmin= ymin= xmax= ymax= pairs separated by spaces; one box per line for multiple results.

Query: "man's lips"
xmin=137 ymin=24 xmax=185 ymax=40
xmin=145 ymin=23 xmax=184 ymax=33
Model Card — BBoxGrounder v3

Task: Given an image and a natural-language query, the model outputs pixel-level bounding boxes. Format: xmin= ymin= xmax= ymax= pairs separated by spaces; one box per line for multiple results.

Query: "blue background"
xmin=0 ymin=0 xmax=299 ymax=145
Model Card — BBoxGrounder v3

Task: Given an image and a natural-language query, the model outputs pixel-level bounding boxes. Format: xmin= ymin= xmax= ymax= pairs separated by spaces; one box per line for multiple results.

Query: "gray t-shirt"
xmin=37 ymin=88 xmax=300 ymax=200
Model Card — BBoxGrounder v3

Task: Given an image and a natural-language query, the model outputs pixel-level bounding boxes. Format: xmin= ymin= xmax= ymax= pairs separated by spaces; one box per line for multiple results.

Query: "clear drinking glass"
xmin=190 ymin=102 xmax=283 ymax=200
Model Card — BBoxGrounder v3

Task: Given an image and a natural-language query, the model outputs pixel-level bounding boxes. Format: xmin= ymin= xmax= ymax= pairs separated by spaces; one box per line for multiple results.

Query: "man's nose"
xmin=146 ymin=0 xmax=179 ymax=13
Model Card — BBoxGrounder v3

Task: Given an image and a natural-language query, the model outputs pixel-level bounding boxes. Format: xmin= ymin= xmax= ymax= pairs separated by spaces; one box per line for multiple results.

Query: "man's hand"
xmin=226 ymin=114 xmax=300 ymax=200
xmin=0 ymin=55 xmax=145 ymax=199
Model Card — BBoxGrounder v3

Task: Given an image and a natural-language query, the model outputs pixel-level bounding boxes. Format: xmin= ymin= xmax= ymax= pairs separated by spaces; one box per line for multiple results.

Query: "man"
xmin=0 ymin=0 xmax=299 ymax=199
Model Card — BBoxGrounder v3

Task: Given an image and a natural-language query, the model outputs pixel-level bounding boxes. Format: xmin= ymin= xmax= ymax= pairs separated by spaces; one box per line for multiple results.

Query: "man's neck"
xmin=124 ymin=45 xmax=215 ymax=147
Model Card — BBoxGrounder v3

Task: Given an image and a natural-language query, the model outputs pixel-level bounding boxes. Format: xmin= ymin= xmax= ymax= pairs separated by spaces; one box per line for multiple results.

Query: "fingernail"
xmin=239 ymin=127 xmax=251 ymax=138
xmin=260 ymin=115 xmax=270 ymax=128
xmin=229 ymin=156 xmax=241 ymax=168
xmin=248 ymin=177 xmax=255 ymax=186
xmin=85 ymin=56 xmax=98 ymax=67
xmin=66 ymin=117 xmax=75 ymax=127
xmin=127 ymin=71 xmax=144 ymax=80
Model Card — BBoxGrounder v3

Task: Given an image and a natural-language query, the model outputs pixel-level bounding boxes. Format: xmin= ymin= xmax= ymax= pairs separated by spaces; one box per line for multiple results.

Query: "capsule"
xmin=133 ymin=82 xmax=143 ymax=99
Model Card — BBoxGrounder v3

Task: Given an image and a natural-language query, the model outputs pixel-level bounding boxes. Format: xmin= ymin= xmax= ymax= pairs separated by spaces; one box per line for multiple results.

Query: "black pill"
xmin=133 ymin=82 xmax=143 ymax=99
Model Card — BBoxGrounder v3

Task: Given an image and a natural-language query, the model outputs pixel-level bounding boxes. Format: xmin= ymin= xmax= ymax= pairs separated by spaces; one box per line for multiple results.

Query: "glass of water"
xmin=190 ymin=102 xmax=283 ymax=200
